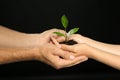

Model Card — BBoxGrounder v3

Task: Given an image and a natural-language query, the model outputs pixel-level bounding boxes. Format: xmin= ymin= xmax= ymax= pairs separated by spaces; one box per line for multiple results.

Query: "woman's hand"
xmin=68 ymin=34 xmax=89 ymax=44
xmin=60 ymin=43 xmax=94 ymax=58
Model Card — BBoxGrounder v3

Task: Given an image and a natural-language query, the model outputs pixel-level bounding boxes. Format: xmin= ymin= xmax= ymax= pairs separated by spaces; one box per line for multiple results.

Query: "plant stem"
xmin=65 ymin=28 xmax=67 ymax=33
xmin=65 ymin=35 xmax=67 ymax=42
xmin=65 ymin=28 xmax=68 ymax=42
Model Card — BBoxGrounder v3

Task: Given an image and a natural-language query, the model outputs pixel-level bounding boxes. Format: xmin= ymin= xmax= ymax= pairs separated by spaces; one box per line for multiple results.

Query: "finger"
xmin=61 ymin=44 xmax=75 ymax=52
xmin=45 ymin=53 xmax=64 ymax=69
xmin=41 ymin=56 xmax=52 ymax=67
xmin=59 ymin=56 xmax=88 ymax=68
xmin=50 ymin=36 xmax=61 ymax=48
xmin=58 ymin=51 xmax=75 ymax=60
xmin=43 ymin=53 xmax=60 ymax=68
xmin=47 ymin=54 xmax=74 ymax=69
xmin=47 ymin=53 xmax=88 ymax=69
xmin=54 ymin=49 xmax=75 ymax=60
xmin=67 ymin=56 xmax=88 ymax=67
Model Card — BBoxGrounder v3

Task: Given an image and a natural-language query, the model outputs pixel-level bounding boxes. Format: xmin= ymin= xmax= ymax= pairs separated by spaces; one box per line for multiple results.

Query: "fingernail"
xmin=70 ymin=55 xmax=75 ymax=60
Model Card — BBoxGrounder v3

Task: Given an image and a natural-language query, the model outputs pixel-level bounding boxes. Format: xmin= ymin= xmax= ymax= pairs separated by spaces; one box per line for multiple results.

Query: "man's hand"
xmin=0 ymin=26 xmax=88 ymax=69
xmin=0 ymin=26 xmax=65 ymax=48
xmin=38 ymin=29 xmax=66 ymax=45
xmin=33 ymin=43 xmax=88 ymax=69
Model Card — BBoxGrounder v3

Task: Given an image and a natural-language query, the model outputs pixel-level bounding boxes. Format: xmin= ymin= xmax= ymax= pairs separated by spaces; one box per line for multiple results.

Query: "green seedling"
xmin=53 ymin=14 xmax=79 ymax=42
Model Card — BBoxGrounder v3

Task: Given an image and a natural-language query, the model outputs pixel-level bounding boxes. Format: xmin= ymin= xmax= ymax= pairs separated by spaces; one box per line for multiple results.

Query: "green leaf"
xmin=53 ymin=32 xmax=65 ymax=37
xmin=61 ymin=14 xmax=68 ymax=29
xmin=67 ymin=28 xmax=79 ymax=36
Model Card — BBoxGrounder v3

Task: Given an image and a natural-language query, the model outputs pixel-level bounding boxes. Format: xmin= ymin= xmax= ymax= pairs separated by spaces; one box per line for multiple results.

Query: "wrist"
xmin=81 ymin=43 xmax=95 ymax=58
xmin=9 ymin=48 xmax=40 ymax=63
xmin=87 ymin=45 xmax=99 ymax=59
xmin=25 ymin=34 xmax=42 ymax=48
xmin=31 ymin=47 xmax=43 ymax=61
xmin=29 ymin=47 xmax=41 ymax=60
xmin=22 ymin=47 xmax=42 ymax=61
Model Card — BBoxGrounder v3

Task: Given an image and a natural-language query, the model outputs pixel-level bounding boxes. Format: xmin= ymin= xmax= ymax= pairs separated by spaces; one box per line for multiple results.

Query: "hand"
xmin=0 ymin=26 xmax=65 ymax=48
xmin=54 ymin=34 xmax=88 ymax=44
xmin=30 ymin=29 xmax=66 ymax=47
xmin=61 ymin=43 xmax=93 ymax=58
xmin=39 ymin=29 xmax=65 ymax=45
xmin=68 ymin=34 xmax=89 ymax=44
xmin=33 ymin=43 xmax=88 ymax=69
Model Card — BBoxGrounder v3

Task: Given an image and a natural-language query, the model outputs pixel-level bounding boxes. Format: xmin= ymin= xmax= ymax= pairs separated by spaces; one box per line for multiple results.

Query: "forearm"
xmin=89 ymin=47 xmax=120 ymax=70
xmin=0 ymin=47 xmax=37 ymax=64
xmin=84 ymin=37 xmax=120 ymax=55
xmin=0 ymin=25 xmax=40 ymax=48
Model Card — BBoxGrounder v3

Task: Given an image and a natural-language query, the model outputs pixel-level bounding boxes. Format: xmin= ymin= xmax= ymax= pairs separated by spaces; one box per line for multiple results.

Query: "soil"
xmin=59 ymin=39 xmax=77 ymax=45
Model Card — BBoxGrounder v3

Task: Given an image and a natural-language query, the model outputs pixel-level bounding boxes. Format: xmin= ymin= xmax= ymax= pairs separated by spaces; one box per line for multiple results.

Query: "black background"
xmin=0 ymin=0 xmax=120 ymax=79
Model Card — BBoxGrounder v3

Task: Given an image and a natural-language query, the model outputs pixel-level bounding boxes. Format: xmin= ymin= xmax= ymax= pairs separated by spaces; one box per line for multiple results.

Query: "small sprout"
xmin=54 ymin=14 xmax=79 ymax=42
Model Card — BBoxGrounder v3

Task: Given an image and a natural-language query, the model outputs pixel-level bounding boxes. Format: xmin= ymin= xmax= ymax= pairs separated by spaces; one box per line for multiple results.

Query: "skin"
xmin=69 ymin=34 xmax=120 ymax=56
xmin=0 ymin=25 xmax=65 ymax=48
xmin=60 ymin=34 xmax=120 ymax=70
xmin=0 ymin=26 xmax=88 ymax=69
xmin=0 ymin=45 xmax=88 ymax=69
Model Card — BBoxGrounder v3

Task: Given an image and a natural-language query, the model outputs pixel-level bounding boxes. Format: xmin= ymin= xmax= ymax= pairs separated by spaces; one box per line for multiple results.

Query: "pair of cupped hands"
xmin=33 ymin=29 xmax=88 ymax=69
